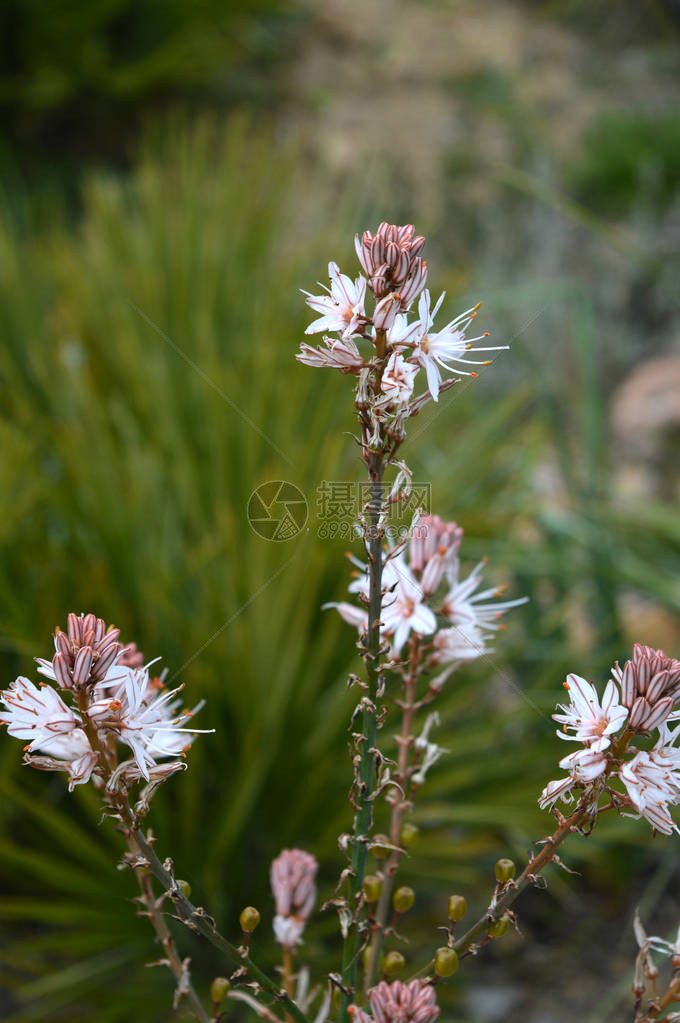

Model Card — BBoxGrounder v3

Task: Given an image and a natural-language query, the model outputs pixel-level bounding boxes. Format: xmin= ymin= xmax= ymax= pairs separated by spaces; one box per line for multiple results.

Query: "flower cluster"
xmin=297 ymin=223 xmax=506 ymax=414
xmin=0 ymin=613 xmax=209 ymax=792
xmin=540 ymin=644 xmax=680 ymax=834
xmin=349 ymin=980 xmax=440 ymax=1023
xmin=270 ymin=847 xmax=319 ymax=949
xmin=326 ymin=514 xmax=525 ymax=669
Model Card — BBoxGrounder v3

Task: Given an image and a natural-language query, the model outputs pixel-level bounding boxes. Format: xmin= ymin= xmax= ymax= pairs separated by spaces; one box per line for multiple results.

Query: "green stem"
xmin=136 ymin=866 xmax=210 ymax=1022
xmin=338 ymin=453 xmax=385 ymax=1021
xmin=128 ymin=823 xmax=311 ymax=1023
xmin=364 ymin=662 xmax=418 ymax=991
xmin=75 ymin=691 xmax=310 ymax=1023
xmin=450 ymin=805 xmax=589 ymax=958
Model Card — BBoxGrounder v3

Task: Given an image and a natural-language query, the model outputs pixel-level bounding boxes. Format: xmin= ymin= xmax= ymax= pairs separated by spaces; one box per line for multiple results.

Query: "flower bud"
xmin=447 ymin=895 xmax=467 ymax=922
xmin=176 ymin=879 xmax=191 ymax=898
xmin=362 ymin=945 xmax=379 ymax=973
xmin=494 ymin=858 xmax=515 ymax=884
xmin=72 ymin=645 xmax=93 ymax=688
xmin=383 ymin=951 xmax=405 ymax=977
xmin=210 ymin=977 xmax=231 ymax=1004
xmin=487 ymin=914 xmax=510 ymax=939
xmin=399 ymin=823 xmax=419 ymax=848
xmin=392 ymin=886 xmax=415 ymax=914
xmin=239 ymin=906 xmax=261 ymax=933
xmin=434 ymin=947 xmax=459 ymax=977
xmin=363 ymin=874 xmax=383 ymax=903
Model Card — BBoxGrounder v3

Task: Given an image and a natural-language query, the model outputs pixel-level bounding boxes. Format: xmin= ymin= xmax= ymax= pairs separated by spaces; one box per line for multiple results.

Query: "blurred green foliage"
xmin=570 ymin=110 xmax=680 ymax=215
xmin=0 ymin=0 xmax=302 ymax=166
xmin=0 ymin=114 xmax=677 ymax=1022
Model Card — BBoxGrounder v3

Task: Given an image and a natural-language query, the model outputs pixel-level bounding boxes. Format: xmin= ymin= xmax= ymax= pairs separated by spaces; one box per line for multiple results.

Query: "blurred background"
xmin=0 ymin=1 xmax=678 ymax=1020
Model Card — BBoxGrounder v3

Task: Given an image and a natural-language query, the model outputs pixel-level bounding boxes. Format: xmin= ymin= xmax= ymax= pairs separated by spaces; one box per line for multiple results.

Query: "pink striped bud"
xmin=72 ymin=646 xmax=93 ymax=688
xmin=270 ymin=848 xmax=318 ymax=920
xmin=52 ymin=652 xmax=72 ymax=690
xmin=373 ymin=294 xmax=401 ymax=332
xmin=67 ymin=613 xmax=82 ymax=645
xmin=350 ymin=980 xmax=440 ymax=1023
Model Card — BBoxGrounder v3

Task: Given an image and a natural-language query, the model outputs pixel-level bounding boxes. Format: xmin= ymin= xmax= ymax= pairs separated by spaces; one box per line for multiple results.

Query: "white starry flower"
xmin=325 ymin=550 xmax=435 ymax=655
xmin=381 ymin=552 xmax=437 ymax=654
xmin=95 ymin=664 xmax=211 ymax=781
xmin=303 ymin=262 xmax=367 ymax=339
xmin=405 ymin=290 xmax=507 ymax=401
xmin=553 ymin=674 xmax=628 ymax=752
xmin=0 ymin=676 xmax=81 ymax=754
xmin=442 ymin=559 xmax=527 ymax=634
xmin=431 ymin=623 xmax=492 ymax=664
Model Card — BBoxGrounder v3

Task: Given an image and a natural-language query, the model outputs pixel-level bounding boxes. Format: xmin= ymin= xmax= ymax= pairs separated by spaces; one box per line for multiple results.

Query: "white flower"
xmin=25 ymin=740 xmax=99 ymax=790
xmin=0 ymin=676 xmax=81 ymax=754
xmin=324 ymin=601 xmax=369 ymax=631
xmin=326 ymin=550 xmax=435 ymax=654
xmin=96 ymin=665 xmax=211 ymax=781
xmin=442 ymin=559 xmax=527 ymax=634
xmin=303 ymin=262 xmax=367 ymax=339
xmin=538 ymin=775 xmax=577 ymax=809
xmin=558 ymin=746 xmax=608 ymax=780
xmin=431 ymin=623 xmax=491 ymax=664
xmin=296 ymin=335 xmax=364 ymax=372
xmin=411 ymin=712 xmax=448 ymax=786
xmin=620 ymin=744 xmax=680 ymax=835
xmin=538 ymin=747 xmax=607 ymax=810
xmin=407 ymin=291 xmax=507 ymax=401
xmin=553 ymin=674 xmax=628 ymax=752
xmin=381 ymin=552 xmax=437 ymax=654
xmin=380 ymin=353 xmax=418 ymax=406
xmin=273 ymin=914 xmax=306 ymax=948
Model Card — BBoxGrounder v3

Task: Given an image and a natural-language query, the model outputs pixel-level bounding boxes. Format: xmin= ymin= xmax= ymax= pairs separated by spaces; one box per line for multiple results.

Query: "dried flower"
xmin=349 ymin=980 xmax=440 ymax=1023
xmin=296 ymin=335 xmax=365 ymax=373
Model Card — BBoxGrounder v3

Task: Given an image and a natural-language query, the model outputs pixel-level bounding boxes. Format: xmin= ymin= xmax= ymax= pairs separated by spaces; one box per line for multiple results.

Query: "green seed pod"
xmin=210 ymin=977 xmax=231 ymax=1004
xmin=447 ymin=895 xmax=467 ymax=922
xmin=487 ymin=914 xmax=510 ymax=939
xmin=371 ymin=834 xmax=392 ymax=858
xmin=363 ymin=874 xmax=383 ymax=903
xmin=399 ymin=822 xmax=419 ymax=848
xmin=176 ymin=879 xmax=191 ymax=898
xmin=434 ymin=947 xmax=459 ymax=978
xmin=239 ymin=906 xmax=261 ymax=933
xmin=392 ymin=886 xmax=415 ymax=914
xmin=383 ymin=951 xmax=405 ymax=977
xmin=494 ymin=858 xmax=516 ymax=884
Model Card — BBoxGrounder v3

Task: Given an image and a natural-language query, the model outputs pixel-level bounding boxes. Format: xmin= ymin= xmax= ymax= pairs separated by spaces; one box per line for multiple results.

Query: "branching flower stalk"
xmin=0 ymin=615 xmax=313 ymax=1023
xmin=1 ymin=223 xmax=680 ymax=1023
